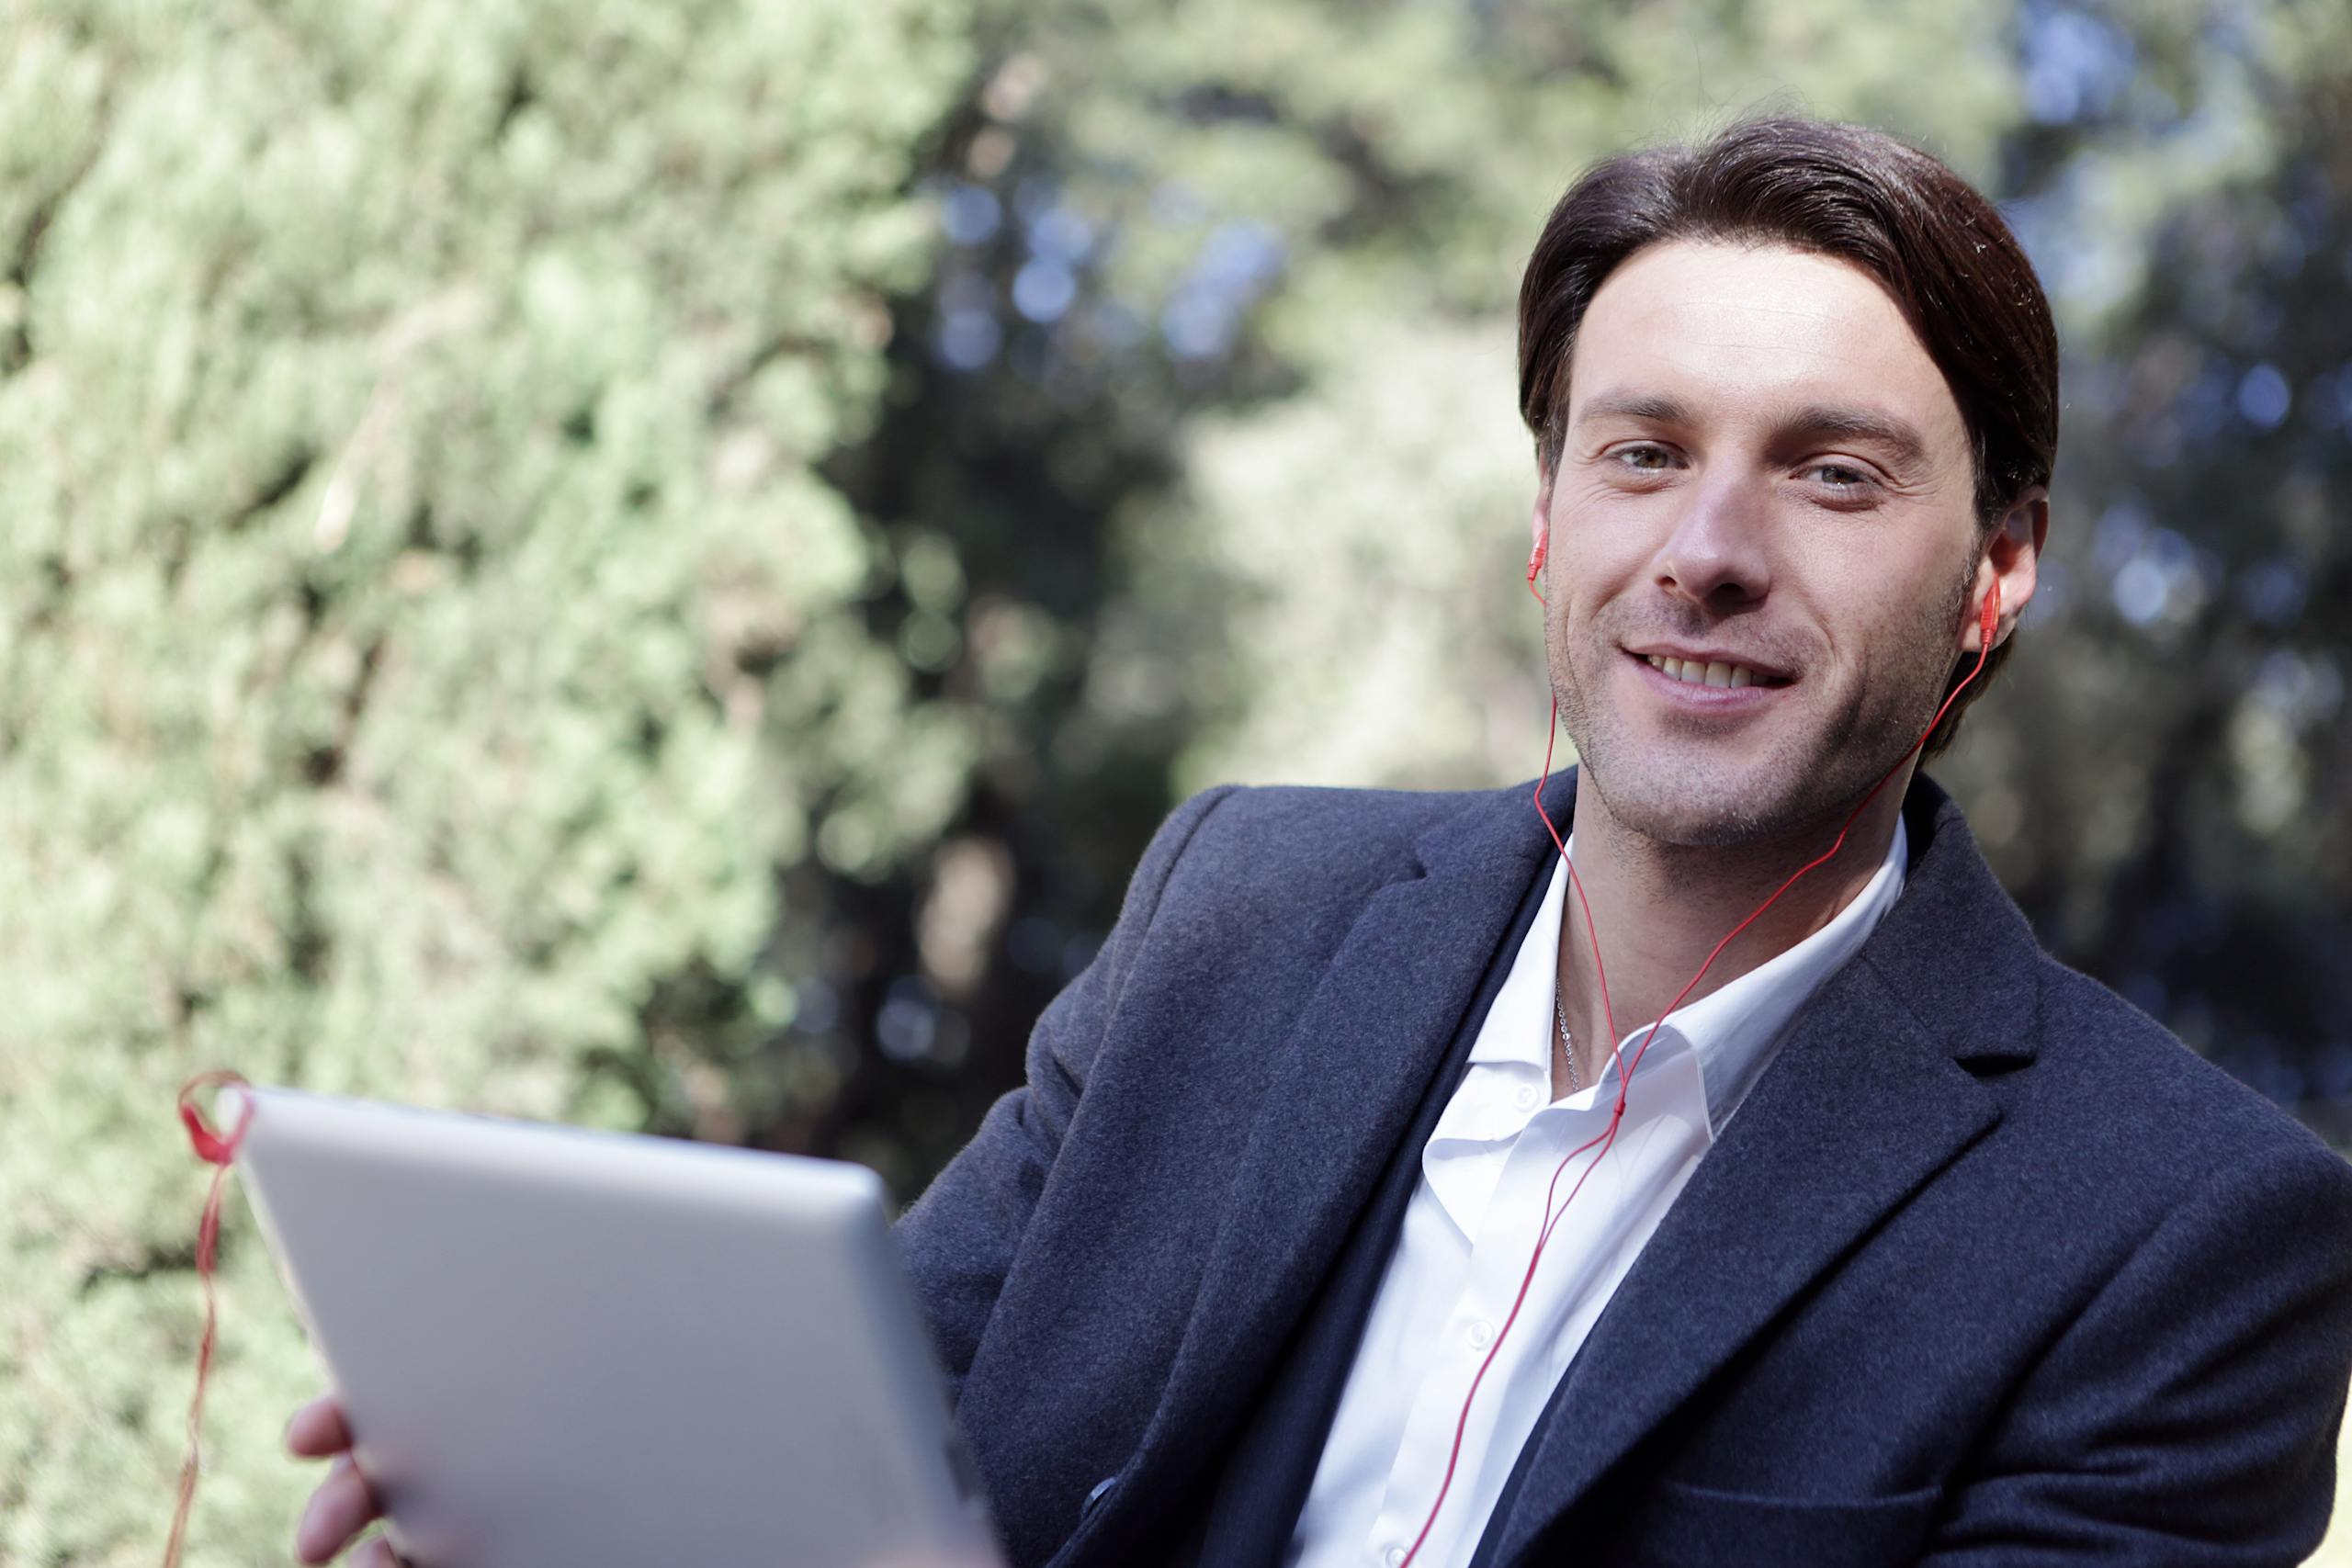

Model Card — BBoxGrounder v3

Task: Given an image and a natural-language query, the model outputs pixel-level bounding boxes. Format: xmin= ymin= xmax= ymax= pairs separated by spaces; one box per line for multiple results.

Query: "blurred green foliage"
xmin=0 ymin=0 xmax=969 ymax=1558
xmin=4 ymin=0 xmax=2349 ymax=1562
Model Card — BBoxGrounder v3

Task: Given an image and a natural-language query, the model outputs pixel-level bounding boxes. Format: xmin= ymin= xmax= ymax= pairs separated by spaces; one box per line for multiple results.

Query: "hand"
xmin=285 ymin=1394 xmax=403 ymax=1566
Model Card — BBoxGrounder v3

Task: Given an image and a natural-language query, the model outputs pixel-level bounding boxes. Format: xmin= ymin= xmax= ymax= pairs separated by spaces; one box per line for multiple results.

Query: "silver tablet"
xmin=232 ymin=1086 xmax=1001 ymax=1568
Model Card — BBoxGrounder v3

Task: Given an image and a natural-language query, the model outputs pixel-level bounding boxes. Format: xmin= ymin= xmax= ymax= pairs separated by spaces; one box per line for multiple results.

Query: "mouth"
xmin=1630 ymin=651 xmax=1795 ymax=691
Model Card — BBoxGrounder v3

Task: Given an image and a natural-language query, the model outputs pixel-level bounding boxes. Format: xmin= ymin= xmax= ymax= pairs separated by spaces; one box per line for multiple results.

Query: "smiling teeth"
xmin=1646 ymin=655 xmax=1759 ymax=689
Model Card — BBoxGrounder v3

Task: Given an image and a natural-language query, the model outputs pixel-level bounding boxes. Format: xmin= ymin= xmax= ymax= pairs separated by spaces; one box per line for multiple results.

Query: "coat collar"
xmin=1430 ymin=767 xmax=2042 ymax=1068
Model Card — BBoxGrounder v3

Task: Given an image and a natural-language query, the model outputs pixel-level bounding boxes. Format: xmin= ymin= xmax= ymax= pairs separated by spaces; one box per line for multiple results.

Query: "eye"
xmin=1610 ymin=443 xmax=1676 ymax=473
xmin=1800 ymin=460 xmax=1877 ymax=495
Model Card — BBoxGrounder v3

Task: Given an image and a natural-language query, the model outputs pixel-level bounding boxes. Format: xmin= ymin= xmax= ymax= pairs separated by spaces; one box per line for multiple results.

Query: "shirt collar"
xmin=1467 ymin=814 xmax=1910 ymax=1138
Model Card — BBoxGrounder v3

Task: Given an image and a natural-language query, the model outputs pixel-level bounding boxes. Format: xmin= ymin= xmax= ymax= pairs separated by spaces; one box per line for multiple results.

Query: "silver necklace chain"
xmin=1553 ymin=991 xmax=1582 ymax=1096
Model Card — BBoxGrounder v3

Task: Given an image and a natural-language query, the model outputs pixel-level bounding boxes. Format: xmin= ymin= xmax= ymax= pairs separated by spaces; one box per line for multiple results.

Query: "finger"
xmin=285 ymin=1395 xmax=353 ymax=1459
xmin=294 ymin=1454 xmax=382 ymax=1565
xmin=351 ymin=1535 xmax=408 ymax=1568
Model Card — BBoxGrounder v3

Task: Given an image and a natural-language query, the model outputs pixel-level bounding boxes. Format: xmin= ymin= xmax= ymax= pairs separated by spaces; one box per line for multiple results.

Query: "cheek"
xmin=1802 ymin=547 xmax=1962 ymax=669
xmin=1548 ymin=494 xmax=1659 ymax=601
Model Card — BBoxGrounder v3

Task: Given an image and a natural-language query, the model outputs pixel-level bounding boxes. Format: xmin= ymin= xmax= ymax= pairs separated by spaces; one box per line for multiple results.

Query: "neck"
xmin=1551 ymin=768 xmax=1910 ymax=1088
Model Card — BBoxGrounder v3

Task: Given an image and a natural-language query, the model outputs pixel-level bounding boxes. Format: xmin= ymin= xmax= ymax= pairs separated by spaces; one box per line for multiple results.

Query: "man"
xmin=289 ymin=118 xmax=2352 ymax=1566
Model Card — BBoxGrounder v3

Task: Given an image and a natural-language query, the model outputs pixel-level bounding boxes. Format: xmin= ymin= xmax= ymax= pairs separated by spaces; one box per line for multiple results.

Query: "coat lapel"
xmin=1103 ymin=773 xmax=1577 ymax=1531
xmin=1476 ymin=778 xmax=2043 ymax=1568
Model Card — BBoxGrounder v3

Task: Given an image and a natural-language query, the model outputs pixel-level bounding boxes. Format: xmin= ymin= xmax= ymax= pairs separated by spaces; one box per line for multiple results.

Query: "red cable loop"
xmin=1397 ymin=589 xmax=1999 ymax=1566
xmin=165 ymin=1071 xmax=253 ymax=1568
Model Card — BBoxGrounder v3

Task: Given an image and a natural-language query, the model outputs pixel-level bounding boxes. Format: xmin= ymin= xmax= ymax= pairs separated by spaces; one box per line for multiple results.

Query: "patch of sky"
xmin=2097 ymin=501 xmax=2215 ymax=629
xmin=2110 ymin=558 xmax=2169 ymax=626
xmin=934 ymin=269 xmax=1004 ymax=370
xmin=1998 ymin=165 xmax=2132 ymax=321
xmin=876 ymin=981 xmax=939 ymax=1064
xmin=1197 ymin=220 xmax=1286 ymax=289
xmin=1013 ymin=260 xmax=1078 ymax=323
xmin=1159 ymin=219 xmax=1288 ymax=361
xmin=941 ymin=183 xmax=1002 ymax=247
xmin=1997 ymin=188 xmax=2059 ymax=275
xmin=2234 ymin=362 xmax=2291 ymax=431
xmin=1161 ymin=290 xmax=1235 ymax=360
xmin=936 ymin=311 xmax=1001 ymax=370
xmin=2090 ymin=498 xmax=2154 ymax=580
xmin=2020 ymin=4 xmax=2137 ymax=127
xmin=1027 ymin=204 xmax=1096 ymax=265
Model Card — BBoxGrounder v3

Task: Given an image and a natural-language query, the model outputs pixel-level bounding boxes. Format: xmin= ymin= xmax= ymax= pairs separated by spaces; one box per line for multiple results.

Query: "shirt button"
xmin=1512 ymin=1084 xmax=1541 ymax=1111
xmin=1466 ymin=1318 xmax=1494 ymax=1350
xmin=1385 ymin=1548 xmax=1408 ymax=1568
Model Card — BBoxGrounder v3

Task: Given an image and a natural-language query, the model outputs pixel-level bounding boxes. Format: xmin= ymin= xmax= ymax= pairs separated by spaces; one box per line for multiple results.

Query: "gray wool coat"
xmin=897 ymin=769 xmax=2352 ymax=1567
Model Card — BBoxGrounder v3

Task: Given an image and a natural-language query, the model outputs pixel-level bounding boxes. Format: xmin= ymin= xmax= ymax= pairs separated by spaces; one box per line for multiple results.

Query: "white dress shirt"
xmin=1287 ymin=818 xmax=1910 ymax=1568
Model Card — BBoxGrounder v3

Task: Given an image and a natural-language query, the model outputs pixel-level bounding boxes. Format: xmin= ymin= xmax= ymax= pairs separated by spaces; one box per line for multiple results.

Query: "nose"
xmin=1654 ymin=471 xmax=1772 ymax=611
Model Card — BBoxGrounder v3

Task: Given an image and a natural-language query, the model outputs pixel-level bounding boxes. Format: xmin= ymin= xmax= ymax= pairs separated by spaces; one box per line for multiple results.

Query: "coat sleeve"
xmin=892 ymin=784 xmax=1238 ymax=1404
xmin=1920 ymin=1138 xmax=2352 ymax=1566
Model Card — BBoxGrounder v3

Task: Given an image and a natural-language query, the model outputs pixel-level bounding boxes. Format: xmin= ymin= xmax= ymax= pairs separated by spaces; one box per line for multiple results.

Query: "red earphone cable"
xmin=1396 ymin=585 xmax=2001 ymax=1566
xmin=166 ymin=1071 xmax=253 ymax=1568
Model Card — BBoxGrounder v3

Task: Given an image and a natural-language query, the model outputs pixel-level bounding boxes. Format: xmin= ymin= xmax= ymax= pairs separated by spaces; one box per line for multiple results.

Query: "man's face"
xmin=1537 ymin=239 xmax=1988 ymax=848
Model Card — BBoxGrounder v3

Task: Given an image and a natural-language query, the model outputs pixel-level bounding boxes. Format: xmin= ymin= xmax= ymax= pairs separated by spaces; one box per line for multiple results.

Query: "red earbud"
xmin=1980 ymin=578 xmax=2001 ymax=649
xmin=1526 ymin=531 xmax=1547 ymax=603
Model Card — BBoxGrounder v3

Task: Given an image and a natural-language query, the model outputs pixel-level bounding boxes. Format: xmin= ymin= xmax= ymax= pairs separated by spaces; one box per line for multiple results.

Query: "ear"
xmin=1527 ymin=468 xmax=1554 ymax=592
xmin=1964 ymin=487 xmax=2048 ymax=652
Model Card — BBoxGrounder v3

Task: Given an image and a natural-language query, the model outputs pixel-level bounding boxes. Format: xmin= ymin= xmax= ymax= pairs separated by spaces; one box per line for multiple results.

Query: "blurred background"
xmin=3 ymin=0 xmax=2348 ymax=1561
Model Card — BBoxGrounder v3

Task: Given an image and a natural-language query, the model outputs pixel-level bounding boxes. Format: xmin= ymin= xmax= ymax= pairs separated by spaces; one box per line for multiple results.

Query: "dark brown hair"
xmin=1517 ymin=117 xmax=2058 ymax=754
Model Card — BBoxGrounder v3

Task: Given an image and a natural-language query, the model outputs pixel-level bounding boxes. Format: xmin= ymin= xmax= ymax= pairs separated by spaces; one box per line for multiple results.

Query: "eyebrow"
xmin=1781 ymin=403 xmax=1931 ymax=471
xmin=1575 ymin=391 xmax=1694 ymax=427
xmin=1573 ymin=392 xmax=1932 ymax=472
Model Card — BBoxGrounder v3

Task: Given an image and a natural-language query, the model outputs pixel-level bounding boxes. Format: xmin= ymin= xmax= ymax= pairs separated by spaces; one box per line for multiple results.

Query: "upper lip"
xmin=1624 ymin=643 xmax=1795 ymax=682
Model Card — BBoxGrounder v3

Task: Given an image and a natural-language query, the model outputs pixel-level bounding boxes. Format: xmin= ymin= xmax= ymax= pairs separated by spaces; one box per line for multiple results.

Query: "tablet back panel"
xmin=235 ymin=1088 xmax=1001 ymax=1568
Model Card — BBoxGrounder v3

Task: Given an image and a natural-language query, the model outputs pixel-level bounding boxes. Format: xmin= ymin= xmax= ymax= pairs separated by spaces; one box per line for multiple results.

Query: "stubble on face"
xmin=1549 ymin=555 xmax=1973 ymax=852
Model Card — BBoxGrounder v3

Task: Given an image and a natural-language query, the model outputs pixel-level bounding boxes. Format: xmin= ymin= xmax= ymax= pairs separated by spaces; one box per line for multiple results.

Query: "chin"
xmin=1593 ymin=773 xmax=1782 ymax=849
xmin=1573 ymin=738 xmax=1834 ymax=850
